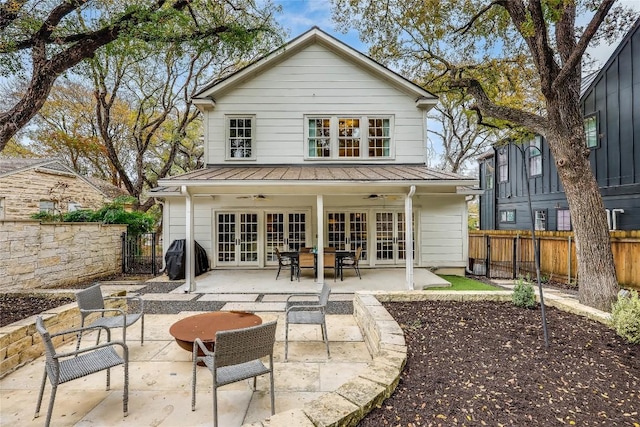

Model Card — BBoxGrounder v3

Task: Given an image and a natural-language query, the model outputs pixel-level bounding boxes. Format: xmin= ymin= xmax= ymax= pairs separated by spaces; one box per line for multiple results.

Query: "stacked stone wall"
xmin=0 ymin=221 xmax=126 ymax=291
xmin=0 ymin=296 xmax=126 ymax=378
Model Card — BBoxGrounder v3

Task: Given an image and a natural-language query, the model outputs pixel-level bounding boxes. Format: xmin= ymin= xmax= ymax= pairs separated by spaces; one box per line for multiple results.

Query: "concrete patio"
xmin=156 ymin=266 xmax=451 ymax=295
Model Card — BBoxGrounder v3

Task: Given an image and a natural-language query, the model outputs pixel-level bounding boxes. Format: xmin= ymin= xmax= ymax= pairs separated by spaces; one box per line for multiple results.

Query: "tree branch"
xmin=454 ymin=0 xmax=506 ymax=35
xmin=451 ymin=77 xmax=547 ymax=134
xmin=552 ymin=0 xmax=615 ymax=91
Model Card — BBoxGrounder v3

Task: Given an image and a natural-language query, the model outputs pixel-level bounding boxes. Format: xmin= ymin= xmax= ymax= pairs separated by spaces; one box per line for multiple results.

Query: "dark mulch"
xmin=358 ymin=301 xmax=639 ymax=426
xmin=0 ymin=274 xmax=158 ymax=327
xmin=0 ymin=294 xmax=76 ymax=327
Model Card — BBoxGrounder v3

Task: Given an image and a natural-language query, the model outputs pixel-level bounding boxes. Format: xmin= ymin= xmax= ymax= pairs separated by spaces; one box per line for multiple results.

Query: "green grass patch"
xmin=426 ymin=275 xmax=502 ymax=291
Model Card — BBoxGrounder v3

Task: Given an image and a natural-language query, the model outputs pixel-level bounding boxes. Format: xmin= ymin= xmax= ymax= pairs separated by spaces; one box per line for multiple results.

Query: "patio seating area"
xmin=1 ymin=302 xmax=372 ymax=426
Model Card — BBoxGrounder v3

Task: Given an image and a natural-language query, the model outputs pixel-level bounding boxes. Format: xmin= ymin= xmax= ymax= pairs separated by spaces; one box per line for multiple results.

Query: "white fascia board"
xmin=192 ymin=98 xmax=215 ymax=112
xmin=160 ymin=179 xmax=478 ymax=189
xmin=457 ymin=187 xmax=484 ymax=195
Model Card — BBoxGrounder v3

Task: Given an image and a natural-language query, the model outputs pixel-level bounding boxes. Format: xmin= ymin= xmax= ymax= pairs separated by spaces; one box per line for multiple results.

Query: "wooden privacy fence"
xmin=468 ymin=230 xmax=640 ymax=291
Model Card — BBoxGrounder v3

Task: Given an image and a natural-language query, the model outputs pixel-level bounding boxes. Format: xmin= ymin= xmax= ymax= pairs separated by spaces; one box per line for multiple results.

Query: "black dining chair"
xmin=274 ymin=247 xmax=292 ymax=280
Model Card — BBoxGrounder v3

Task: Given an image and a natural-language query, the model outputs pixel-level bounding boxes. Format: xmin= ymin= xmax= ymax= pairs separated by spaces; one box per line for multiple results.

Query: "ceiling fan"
xmin=364 ymin=194 xmax=400 ymax=201
xmin=236 ymin=194 xmax=268 ymax=200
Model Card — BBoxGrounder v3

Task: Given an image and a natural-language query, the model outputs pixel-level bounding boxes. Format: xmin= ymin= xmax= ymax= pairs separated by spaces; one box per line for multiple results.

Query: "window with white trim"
xmin=499 ymin=209 xmax=515 ymax=223
xmin=528 ymin=136 xmax=542 ymax=176
xmin=308 ymin=118 xmax=331 ymax=157
xmin=306 ymin=115 xmax=393 ymax=159
xmin=557 ymin=209 xmax=571 ymax=231
xmin=534 ymin=209 xmax=547 ymax=231
xmin=367 ymin=118 xmax=390 ymax=157
xmin=584 ymin=115 xmax=598 ymax=148
xmin=227 ymin=116 xmax=255 ymax=159
xmin=497 ymin=149 xmax=508 ymax=182
xmin=485 ymin=163 xmax=494 ymax=190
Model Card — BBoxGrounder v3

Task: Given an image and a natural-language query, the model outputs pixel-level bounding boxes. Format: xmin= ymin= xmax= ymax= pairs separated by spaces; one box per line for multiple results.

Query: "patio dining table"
xmin=281 ymin=250 xmax=354 ymax=281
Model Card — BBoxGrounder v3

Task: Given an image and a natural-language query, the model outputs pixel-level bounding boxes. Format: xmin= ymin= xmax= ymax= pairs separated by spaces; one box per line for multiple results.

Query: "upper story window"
xmin=584 ymin=115 xmax=598 ymax=148
xmin=306 ymin=115 xmax=393 ymax=160
xmin=497 ymin=149 xmax=508 ymax=182
xmin=227 ymin=116 xmax=255 ymax=159
xmin=557 ymin=209 xmax=571 ymax=231
xmin=485 ymin=162 xmax=494 ymax=190
xmin=308 ymin=118 xmax=331 ymax=158
xmin=367 ymin=118 xmax=390 ymax=157
xmin=528 ymin=135 xmax=542 ymax=176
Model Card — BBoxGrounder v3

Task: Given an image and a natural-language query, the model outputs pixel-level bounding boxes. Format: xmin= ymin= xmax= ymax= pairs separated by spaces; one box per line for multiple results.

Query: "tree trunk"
xmin=545 ymin=130 xmax=618 ymax=311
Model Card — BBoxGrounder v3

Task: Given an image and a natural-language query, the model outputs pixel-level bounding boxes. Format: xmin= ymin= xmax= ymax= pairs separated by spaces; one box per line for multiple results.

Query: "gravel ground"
xmin=0 ymin=279 xmax=353 ymax=326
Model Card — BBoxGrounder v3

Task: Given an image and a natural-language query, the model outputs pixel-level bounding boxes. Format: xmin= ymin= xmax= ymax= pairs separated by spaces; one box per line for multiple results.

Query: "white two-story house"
xmin=154 ymin=27 xmax=478 ymax=290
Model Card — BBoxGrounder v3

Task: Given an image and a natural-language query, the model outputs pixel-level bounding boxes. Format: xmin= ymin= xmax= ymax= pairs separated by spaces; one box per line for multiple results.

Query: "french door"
xmin=375 ymin=211 xmax=409 ymax=265
xmin=326 ymin=211 xmax=368 ymax=261
xmin=265 ymin=211 xmax=307 ymax=264
xmin=216 ymin=212 xmax=259 ymax=266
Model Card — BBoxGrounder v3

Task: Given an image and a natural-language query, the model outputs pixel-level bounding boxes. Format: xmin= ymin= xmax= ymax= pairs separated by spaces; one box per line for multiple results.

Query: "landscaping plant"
xmin=512 ymin=276 xmax=537 ymax=309
xmin=610 ymin=290 xmax=640 ymax=344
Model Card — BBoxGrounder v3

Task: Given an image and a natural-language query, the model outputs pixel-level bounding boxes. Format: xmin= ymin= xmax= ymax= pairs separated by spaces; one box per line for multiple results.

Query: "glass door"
xmin=326 ymin=211 xmax=368 ymax=260
xmin=265 ymin=211 xmax=307 ymax=264
xmin=216 ymin=212 xmax=259 ymax=266
xmin=375 ymin=211 xmax=412 ymax=265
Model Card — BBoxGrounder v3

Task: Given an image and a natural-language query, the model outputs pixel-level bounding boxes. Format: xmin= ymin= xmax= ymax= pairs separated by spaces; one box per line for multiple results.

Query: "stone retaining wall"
xmin=0 ymin=220 xmax=126 ymax=291
xmin=0 ymin=294 xmax=125 ymax=378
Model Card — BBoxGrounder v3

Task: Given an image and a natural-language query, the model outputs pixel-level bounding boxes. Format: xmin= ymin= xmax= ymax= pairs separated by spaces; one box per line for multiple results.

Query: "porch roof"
xmin=156 ymin=164 xmax=473 ymax=186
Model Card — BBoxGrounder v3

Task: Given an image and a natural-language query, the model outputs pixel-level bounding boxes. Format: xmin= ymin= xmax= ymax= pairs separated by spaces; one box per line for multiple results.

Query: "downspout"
xmin=405 ymin=185 xmax=416 ymax=290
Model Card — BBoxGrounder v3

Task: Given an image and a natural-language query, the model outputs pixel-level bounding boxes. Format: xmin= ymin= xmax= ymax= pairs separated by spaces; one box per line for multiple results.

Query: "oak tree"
xmin=333 ymin=0 xmax=637 ymax=310
xmin=0 ymin=0 xmax=280 ymax=150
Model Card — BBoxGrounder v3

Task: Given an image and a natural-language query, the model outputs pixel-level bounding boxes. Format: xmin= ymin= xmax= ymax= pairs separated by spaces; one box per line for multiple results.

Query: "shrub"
xmin=63 ymin=209 xmax=96 ymax=222
xmin=30 ymin=211 xmax=59 ymax=222
xmin=610 ymin=290 xmax=640 ymax=344
xmin=32 ymin=197 xmax=155 ymax=236
xmin=512 ymin=277 xmax=537 ymax=309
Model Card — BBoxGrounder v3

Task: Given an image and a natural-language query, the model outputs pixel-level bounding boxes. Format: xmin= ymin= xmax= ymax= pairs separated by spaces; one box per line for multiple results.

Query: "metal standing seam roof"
xmin=158 ymin=164 xmax=472 ymax=184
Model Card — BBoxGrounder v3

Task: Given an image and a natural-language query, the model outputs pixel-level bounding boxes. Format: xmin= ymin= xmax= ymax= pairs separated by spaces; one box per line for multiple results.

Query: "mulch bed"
xmin=358 ymin=301 xmax=639 ymax=426
xmin=0 ymin=274 xmax=156 ymax=327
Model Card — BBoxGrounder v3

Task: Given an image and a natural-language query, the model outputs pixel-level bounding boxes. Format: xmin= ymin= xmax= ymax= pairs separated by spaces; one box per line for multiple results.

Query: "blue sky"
xmin=273 ymin=0 xmax=364 ymax=50
xmin=273 ymin=0 xmax=638 ymax=67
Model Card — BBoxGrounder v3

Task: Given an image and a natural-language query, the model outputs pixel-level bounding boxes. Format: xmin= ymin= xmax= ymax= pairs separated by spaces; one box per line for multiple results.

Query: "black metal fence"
xmin=121 ymin=232 xmax=162 ymax=275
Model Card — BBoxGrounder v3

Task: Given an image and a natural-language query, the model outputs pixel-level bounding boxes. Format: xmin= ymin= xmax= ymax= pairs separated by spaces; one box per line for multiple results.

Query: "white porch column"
xmin=405 ymin=185 xmax=416 ymax=290
xmin=182 ymin=185 xmax=196 ymax=292
xmin=316 ymin=194 xmax=324 ymax=283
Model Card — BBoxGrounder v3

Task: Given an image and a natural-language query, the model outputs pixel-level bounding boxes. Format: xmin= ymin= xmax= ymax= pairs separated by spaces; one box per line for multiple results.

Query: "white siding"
xmin=205 ymin=44 xmax=427 ymax=164
xmin=164 ymin=193 xmax=469 ymax=271
xmin=418 ymin=196 xmax=468 ymax=267
xmin=165 ymin=197 xmax=214 ymax=257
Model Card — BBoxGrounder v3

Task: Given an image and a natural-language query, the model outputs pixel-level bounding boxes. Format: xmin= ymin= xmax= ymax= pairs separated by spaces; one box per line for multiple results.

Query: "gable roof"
xmin=192 ymin=27 xmax=437 ymax=107
xmin=581 ymin=16 xmax=640 ymax=100
xmin=0 ymin=158 xmax=127 ymax=200
xmin=0 ymin=158 xmax=73 ymax=176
